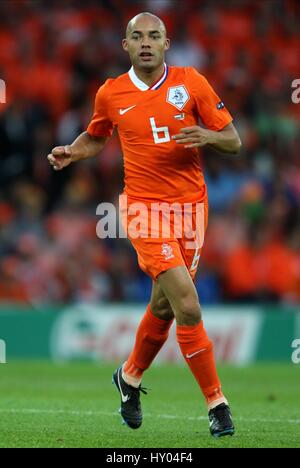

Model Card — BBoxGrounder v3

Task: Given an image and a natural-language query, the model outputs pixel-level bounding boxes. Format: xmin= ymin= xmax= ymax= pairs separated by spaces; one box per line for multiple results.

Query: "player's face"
xmin=122 ymin=18 xmax=170 ymax=71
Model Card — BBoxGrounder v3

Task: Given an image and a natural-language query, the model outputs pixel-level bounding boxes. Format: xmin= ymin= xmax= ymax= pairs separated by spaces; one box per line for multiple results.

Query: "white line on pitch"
xmin=0 ymin=408 xmax=299 ymax=425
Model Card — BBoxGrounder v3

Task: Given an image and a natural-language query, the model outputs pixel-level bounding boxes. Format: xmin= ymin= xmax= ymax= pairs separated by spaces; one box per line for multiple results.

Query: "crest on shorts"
xmin=167 ymin=85 xmax=190 ymax=110
xmin=161 ymin=243 xmax=175 ymax=260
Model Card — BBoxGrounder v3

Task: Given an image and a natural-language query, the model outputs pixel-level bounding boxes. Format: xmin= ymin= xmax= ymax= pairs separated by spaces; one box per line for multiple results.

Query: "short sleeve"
xmin=87 ymin=80 xmax=114 ymax=137
xmin=186 ymin=67 xmax=233 ymax=131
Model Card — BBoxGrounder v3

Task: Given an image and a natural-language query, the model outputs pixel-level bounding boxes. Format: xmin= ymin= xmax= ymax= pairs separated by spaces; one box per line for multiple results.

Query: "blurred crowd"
xmin=0 ymin=0 xmax=300 ymax=306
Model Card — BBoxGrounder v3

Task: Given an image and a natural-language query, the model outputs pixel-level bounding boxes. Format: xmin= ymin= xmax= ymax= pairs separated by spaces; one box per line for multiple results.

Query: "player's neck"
xmin=132 ymin=63 xmax=165 ymax=88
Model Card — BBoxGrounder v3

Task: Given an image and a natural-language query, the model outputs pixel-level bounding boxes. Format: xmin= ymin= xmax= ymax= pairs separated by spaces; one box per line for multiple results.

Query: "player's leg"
xmin=113 ymin=282 xmax=174 ymax=429
xmin=123 ymin=282 xmax=174 ymax=387
xmin=150 ymin=280 xmax=175 ymax=321
xmin=157 ymin=265 xmax=234 ymax=437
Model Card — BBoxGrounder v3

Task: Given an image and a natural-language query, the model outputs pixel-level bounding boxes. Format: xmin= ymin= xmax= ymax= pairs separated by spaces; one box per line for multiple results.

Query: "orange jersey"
xmin=87 ymin=65 xmax=233 ymax=203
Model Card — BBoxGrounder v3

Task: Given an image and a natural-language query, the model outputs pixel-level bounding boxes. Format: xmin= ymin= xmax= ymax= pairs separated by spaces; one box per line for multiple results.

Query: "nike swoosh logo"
xmin=118 ymin=369 xmax=129 ymax=403
xmin=186 ymin=349 xmax=206 ymax=359
xmin=119 ymin=105 xmax=136 ymax=115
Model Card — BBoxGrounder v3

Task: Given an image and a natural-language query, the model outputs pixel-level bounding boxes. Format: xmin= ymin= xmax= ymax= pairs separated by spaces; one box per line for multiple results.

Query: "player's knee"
xmin=175 ymin=294 xmax=202 ymax=325
xmin=151 ymin=296 xmax=174 ymax=321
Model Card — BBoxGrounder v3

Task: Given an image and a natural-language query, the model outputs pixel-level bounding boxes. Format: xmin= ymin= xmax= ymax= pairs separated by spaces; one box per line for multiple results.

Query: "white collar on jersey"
xmin=128 ymin=63 xmax=167 ymax=91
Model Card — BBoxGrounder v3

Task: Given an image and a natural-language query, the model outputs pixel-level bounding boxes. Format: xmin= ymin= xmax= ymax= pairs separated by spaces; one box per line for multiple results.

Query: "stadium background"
xmin=0 ymin=0 xmax=299 ymax=307
xmin=0 ymin=0 xmax=300 ymax=449
xmin=0 ymin=0 xmax=300 ymax=362
xmin=0 ymin=0 xmax=299 ymax=361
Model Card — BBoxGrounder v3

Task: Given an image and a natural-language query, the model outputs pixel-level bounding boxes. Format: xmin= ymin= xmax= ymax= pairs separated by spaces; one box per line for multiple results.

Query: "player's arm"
xmin=177 ymin=68 xmax=242 ymax=154
xmin=47 ymin=132 xmax=108 ymax=171
xmin=48 ymin=80 xmax=114 ymax=171
xmin=172 ymin=122 xmax=241 ymax=154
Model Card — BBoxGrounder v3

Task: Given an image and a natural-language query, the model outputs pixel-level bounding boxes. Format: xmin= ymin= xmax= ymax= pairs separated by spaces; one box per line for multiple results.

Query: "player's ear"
xmin=122 ymin=38 xmax=128 ymax=52
xmin=164 ymin=38 xmax=170 ymax=51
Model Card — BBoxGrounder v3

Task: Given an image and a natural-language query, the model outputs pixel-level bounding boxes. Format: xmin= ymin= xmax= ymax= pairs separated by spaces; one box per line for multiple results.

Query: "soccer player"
xmin=48 ymin=12 xmax=241 ymax=438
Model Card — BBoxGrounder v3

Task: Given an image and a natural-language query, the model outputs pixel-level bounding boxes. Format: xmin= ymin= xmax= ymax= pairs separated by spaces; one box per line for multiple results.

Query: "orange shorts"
xmin=120 ymin=195 xmax=208 ymax=281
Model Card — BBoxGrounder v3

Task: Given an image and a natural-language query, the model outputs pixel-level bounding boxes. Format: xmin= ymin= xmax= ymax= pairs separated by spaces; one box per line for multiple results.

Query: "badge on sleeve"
xmin=216 ymin=101 xmax=225 ymax=110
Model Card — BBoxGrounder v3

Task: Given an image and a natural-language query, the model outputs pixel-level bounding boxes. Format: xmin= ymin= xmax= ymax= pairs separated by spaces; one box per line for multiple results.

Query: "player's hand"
xmin=47 ymin=145 xmax=73 ymax=171
xmin=172 ymin=126 xmax=216 ymax=149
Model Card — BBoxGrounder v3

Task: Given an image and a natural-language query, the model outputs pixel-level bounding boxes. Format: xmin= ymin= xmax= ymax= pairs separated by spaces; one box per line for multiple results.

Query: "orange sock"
xmin=176 ymin=321 xmax=225 ymax=407
xmin=123 ymin=304 xmax=173 ymax=385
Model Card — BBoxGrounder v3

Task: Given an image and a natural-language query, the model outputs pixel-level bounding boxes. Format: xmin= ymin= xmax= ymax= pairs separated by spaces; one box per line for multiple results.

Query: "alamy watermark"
xmin=96 ymin=195 xmax=205 ymax=250
xmin=0 ymin=339 xmax=6 ymax=364
xmin=0 ymin=79 xmax=6 ymax=103
xmin=291 ymin=79 xmax=300 ymax=104
xmin=291 ymin=339 xmax=300 ymax=364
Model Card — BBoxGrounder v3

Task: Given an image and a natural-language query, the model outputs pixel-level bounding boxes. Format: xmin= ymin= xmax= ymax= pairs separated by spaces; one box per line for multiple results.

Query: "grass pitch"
xmin=0 ymin=361 xmax=299 ymax=448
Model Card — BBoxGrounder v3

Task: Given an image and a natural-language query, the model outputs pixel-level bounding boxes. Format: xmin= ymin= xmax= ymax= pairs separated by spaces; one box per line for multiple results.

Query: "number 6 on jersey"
xmin=150 ymin=117 xmax=170 ymax=144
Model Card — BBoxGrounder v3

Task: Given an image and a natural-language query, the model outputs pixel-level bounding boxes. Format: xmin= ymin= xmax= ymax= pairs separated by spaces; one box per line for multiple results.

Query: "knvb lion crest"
xmin=167 ymin=85 xmax=189 ymax=110
xmin=161 ymin=243 xmax=175 ymax=260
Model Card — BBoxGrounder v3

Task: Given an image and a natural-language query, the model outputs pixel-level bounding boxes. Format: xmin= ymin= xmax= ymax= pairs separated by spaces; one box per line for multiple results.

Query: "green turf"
xmin=0 ymin=361 xmax=299 ymax=448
